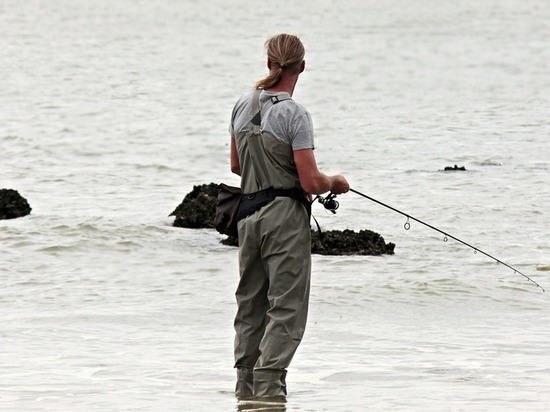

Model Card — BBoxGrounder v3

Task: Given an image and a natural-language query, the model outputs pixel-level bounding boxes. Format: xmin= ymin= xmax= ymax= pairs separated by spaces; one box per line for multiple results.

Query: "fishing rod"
xmin=316 ymin=188 xmax=545 ymax=292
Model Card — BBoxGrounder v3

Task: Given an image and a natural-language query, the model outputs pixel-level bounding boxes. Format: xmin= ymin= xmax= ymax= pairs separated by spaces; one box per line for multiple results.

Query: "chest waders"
xmin=233 ymin=90 xmax=312 ymax=401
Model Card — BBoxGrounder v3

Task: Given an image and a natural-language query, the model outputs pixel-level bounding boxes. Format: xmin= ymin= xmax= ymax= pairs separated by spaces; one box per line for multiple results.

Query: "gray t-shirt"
xmin=229 ymin=90 xmax=315 ymax=151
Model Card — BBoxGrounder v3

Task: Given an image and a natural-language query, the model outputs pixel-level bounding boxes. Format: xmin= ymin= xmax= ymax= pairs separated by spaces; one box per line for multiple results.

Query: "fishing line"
xmin=344 ymin=188 xmax=545 ymax=292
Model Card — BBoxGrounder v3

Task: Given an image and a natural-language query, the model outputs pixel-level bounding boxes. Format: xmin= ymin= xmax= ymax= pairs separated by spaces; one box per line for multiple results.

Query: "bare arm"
xmin=293 ymin=149 xmax=349 ymax=195
xmin=230 ymin=137 xmax=241 ymax=176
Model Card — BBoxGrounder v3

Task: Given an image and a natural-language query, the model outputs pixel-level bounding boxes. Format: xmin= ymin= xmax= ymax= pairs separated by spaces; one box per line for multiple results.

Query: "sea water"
xmin=1 ymin=0 xmax=549 ymax=410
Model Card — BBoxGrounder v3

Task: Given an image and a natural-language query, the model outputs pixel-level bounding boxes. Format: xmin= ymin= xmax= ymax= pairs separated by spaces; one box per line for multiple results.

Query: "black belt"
xmin=236 ymin=187 xmax=311 ymax=222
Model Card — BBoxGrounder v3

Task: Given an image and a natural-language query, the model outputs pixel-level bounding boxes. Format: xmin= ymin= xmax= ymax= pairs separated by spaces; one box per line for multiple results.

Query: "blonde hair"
xmin=255 ymin=33 xmax=305 ymax=90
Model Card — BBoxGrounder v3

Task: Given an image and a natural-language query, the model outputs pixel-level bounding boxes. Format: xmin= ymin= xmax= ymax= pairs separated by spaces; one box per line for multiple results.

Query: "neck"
xmin=265 ymin=73 xmax=298 ymax=96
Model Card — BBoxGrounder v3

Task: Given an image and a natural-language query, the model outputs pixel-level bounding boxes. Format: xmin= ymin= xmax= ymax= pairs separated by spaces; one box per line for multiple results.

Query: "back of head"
xmin=255 ymin=34 xmax=305 ymax=90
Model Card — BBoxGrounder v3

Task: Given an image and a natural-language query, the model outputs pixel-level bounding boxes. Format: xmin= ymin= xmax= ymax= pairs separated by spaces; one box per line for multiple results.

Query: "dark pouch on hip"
xmin=214 ymin=183 xmax=242 ymax=238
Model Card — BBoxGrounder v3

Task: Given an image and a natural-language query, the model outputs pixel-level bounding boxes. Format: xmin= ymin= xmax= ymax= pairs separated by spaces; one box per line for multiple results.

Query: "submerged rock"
xmin=311 ymin=229 xmax=395 ymax=256
xmin=169 ymin=183 xmax=219 ymax=229
xmin=479 ymin=160 xmax=502 ymax=167
xmin=443 ymin=164 xmax=466 ymax=171
xmin=0 ymin=189 xmax=32 ymax=220
xmin=171 ymin=183 xmax=395 ymax=256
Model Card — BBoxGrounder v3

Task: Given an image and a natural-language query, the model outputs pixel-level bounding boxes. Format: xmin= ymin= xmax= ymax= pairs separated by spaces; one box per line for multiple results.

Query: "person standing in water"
xmin=229 ymin=33 xmax=349 ymax=402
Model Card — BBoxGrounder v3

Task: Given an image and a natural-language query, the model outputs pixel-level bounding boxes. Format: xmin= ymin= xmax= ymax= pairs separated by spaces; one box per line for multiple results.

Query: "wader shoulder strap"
xmin=250 ymin=91 xmax=291 ymax=126
xmin=251 ymin=89 xmax=261 ymax=126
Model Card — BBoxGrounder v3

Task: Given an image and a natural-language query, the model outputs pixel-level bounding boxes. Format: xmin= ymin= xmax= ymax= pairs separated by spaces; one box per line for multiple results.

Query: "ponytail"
xmin=255 ymin=34 xmax=305 ymax=90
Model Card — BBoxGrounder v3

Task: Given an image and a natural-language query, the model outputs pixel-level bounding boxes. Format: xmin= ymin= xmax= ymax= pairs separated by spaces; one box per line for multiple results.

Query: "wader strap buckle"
xmin=250 ymin=91 xmax=290 ymax=126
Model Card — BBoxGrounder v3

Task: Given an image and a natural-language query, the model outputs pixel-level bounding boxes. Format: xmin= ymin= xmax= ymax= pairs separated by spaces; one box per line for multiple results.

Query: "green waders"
xmin=233 ymin=90 xmax=311 ymax=400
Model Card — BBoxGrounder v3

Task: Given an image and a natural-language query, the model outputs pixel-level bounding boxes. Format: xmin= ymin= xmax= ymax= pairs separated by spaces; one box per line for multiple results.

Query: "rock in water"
xmin=0 ymin=189 xmax=32 ymax=219
xmin=443 ymin=164 xmax=466 ymax=171
xmin=311 ymin=228 xmax=395 ymax=256
xmin=170 ymin=183 xmax=219 ymax=229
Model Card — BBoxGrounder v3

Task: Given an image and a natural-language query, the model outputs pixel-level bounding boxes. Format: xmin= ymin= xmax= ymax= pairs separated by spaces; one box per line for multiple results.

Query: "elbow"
xmin=231 ymin=165 xmax=241 ymax=176
xmin=230 ymin=156 xmax=241 ymax=176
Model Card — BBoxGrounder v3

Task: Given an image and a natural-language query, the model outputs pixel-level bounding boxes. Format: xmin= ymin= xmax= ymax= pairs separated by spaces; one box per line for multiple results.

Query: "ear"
xmin=267 ymin=59 xmax=273 ymax=70
xmin=299 ymin=60 xmax=305 ymax=73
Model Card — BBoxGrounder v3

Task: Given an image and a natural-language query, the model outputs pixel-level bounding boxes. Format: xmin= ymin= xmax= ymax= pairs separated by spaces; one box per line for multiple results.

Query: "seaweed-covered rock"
xmin=0 ymin=189 xmax=32 ymax=219
xmin=311 ymin=228 xmax=395 ymax=256
xmin=169 ymin=183 xmax=219 ymax=228
xmin=443 ymin=164 xmax=466 ymax=171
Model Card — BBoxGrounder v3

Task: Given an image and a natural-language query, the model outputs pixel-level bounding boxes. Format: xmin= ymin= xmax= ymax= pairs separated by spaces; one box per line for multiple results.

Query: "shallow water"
xmin=1 ymin=0 xmax=549 ymax=411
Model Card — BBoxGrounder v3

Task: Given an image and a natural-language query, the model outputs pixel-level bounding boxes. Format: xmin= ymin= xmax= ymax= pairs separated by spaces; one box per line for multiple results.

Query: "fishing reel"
xmin=317 ymin=193 xmax=339 ymax=214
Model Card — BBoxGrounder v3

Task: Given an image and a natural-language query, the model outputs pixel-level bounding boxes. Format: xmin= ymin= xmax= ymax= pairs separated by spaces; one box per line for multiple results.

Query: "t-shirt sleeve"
xmin=289 ymin=111 xmax=315 ymax=151
xmin=228 ymin=102 xmax=238 ymax=137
